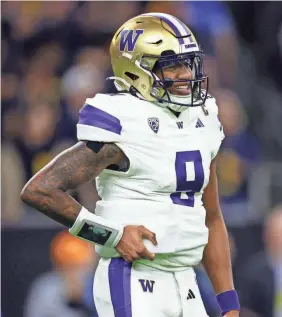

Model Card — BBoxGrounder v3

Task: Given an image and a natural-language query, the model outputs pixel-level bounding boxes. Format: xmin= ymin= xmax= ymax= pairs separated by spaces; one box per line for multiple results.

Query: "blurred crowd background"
xmin=1 ymin=1 xmax=282 ymax=317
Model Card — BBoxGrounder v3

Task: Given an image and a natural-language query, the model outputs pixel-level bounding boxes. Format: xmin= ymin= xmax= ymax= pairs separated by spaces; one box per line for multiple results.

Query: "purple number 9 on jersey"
xmin=170 ymin=150 xmax=204 ymax=207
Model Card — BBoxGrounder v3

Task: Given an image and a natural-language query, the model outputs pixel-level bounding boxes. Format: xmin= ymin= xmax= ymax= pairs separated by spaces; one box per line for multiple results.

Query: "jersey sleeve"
xmin=205 ymin=96 xmax=225 ymax=160
xmin=77 ymin=94 xmax=122 ymax=143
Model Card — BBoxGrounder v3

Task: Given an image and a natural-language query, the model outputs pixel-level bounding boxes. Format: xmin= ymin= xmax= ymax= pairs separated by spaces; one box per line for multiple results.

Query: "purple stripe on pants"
xmin=108 ymin=258 xmax=132 ymax=317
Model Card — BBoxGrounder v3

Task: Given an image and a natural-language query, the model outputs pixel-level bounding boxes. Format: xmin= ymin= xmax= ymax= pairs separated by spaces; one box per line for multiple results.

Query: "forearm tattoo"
xmin=21 ymin=142 xmax=124 ymax=227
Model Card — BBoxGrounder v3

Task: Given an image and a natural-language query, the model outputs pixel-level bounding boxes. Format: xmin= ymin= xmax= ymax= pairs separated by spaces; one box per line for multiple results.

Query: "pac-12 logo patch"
xmin=119 ymin=29 xmax=144 ymax=52
xmin=148 ymin=117 xmax=159 ymax=133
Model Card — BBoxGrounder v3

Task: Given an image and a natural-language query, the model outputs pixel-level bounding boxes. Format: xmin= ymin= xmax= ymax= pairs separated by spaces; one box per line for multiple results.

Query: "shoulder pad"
xmin=86 ymin=93 xmax=122 ymax=111
xmin=204 ymin=94 xmax=219 ymax=115
xmin=77 ymin=94 xmax=123 ymax=142
xmin=204 ymin=94 xmax=224 ymax=142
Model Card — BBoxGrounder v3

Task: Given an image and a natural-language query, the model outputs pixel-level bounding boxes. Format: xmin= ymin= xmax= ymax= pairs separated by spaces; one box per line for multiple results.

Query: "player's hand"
xmin=224 ymin=310 xmax=240 ymax=317
xmin=115 ymin=225 xmax=157 ymax=262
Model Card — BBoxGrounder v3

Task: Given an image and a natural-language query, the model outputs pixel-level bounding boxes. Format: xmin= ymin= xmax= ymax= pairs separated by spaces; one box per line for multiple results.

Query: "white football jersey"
xmin=77 ymin=93 xmax=224 ymax=271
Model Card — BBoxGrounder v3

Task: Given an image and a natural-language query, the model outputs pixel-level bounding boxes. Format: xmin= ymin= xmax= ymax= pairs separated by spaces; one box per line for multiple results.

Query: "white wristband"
xmin=69 ymin=207 xmax=124 ymax=248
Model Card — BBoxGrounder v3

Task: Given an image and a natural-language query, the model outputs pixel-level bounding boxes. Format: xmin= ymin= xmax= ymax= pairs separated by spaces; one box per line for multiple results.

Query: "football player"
xmin=21 ymin=13 xmax=240 ymax=317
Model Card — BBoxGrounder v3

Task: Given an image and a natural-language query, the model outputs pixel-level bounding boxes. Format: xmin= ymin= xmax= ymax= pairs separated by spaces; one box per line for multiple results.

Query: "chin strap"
xmin=107 ymin=76 xmax=147 ymax=101
xmin=107 ymin=76 xmax=131 ymax=91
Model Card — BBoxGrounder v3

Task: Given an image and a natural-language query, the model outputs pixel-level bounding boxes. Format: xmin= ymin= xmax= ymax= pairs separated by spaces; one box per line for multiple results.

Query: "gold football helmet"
xmin=110 ymin=13 xmax=208 ymax=107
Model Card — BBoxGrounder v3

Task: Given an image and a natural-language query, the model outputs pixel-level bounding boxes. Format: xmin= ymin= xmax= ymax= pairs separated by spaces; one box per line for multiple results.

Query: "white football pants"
xmin=93 ymin=257 xmax=208 ymax=317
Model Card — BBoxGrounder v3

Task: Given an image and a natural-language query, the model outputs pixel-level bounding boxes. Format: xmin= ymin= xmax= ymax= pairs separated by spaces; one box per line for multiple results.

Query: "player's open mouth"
xmin=173 ymin=85 xmax=191 ymax=95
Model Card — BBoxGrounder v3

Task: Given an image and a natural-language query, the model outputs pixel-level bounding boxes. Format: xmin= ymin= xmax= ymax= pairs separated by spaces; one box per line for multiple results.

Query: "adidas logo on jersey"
xmin=187 ymin=289 xmax=196 ymax=300
xmin=195 ymin=118 xmax=204 ymax=128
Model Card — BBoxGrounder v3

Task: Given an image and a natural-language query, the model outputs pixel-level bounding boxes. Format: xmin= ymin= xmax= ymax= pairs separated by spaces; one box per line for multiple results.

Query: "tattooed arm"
xmin=20 ymin=141 xmax=125 ymax=227
xmin=21 ymin=140 xmax=157 ymax=262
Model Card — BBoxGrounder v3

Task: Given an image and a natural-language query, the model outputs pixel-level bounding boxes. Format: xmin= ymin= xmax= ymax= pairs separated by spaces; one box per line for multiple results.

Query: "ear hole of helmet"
xmin=125 ymin=71 xmax=139 ymax=81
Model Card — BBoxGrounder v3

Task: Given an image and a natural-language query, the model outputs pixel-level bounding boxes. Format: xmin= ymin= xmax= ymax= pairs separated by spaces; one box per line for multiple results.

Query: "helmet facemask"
xmin=140 ymin=50 xmax=209 ymax=108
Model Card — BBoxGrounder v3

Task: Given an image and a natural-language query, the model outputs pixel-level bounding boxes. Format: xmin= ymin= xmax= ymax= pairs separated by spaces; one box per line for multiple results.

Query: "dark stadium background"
xmin=2 ymin=2 xmax=282 ymax=317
